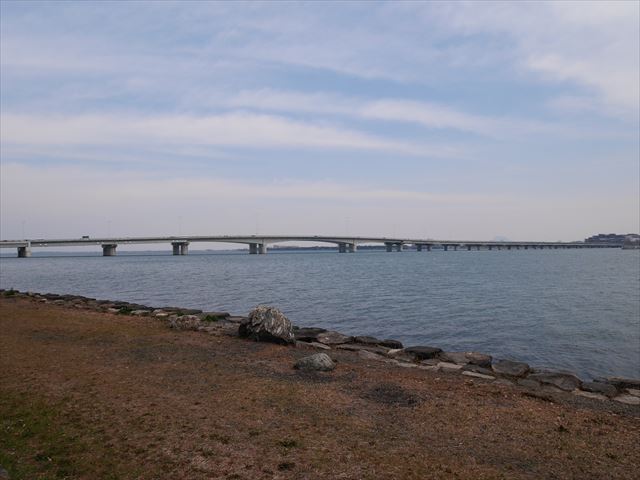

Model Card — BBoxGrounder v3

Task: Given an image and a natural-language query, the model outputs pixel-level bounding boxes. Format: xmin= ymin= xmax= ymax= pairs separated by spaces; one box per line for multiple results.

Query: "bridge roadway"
xmin=0 ymin=235 xmax=620 ymax=257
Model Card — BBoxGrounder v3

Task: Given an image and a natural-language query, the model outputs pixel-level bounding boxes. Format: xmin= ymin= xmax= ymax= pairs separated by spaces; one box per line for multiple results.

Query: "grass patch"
xmin=3 ymin=288 xmax=17 ymax=297
xmin=277 ymin=438 xmax=298 ymax=449
xmin=0 ymin=391 xmax=137 ymax=479
xmin=118 ymin=306 xmax=133 ymax=315
xmin=278 ymin=461 xmax=295 ymax=471
xmin=201 ymin=314 xmax=224 ymax=323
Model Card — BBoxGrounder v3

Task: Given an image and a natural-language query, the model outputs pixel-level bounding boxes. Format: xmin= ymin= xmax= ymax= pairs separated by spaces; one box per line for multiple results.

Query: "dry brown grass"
xmin=1 ymin=296 xmax=639 ymax=479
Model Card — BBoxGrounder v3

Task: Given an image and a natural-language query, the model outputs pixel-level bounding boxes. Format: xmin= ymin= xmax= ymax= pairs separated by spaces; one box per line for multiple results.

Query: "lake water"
xmin=1 ymin=249 xmax=639 ymax=380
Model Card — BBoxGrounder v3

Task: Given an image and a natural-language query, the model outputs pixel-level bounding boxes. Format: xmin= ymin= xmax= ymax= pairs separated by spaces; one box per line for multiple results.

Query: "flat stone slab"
xmin=528 ymin=372 xmax=582 ymax=392
xmin=573 ymin=390 xmax=608 ymax=401
xmin=316 ymin=331 xmax=354 ymax=345
xmin=294 ymin=327 xmax=327 ymax=342
xmin=612 ymin=394 xmax=640 ymax=406
xmin=462 ymin=364 xmax=494 ymax=376
xmin=517 ymin=378 xmax=541 ymax=389
xmin=462 ymin=371 xmax=495 ymax=380
xmin=437 ymin=362 xmax=463 ymax=371
xmin=464 ymin=352 xmax=492 ymax=368
xmin=626 ymin=388 xmax=640 ymax=397
xmin=420 ymin=359 xmax=440 ymax=366
xmin=379 ymin=339 xmax=403 ymax=349
xmin=492 ymin=359 xmax=530 ymax=377
xmin=581 ymin=381 xmax=617 ymax=397
xmin=403 ymin=346 xmax=442 ymax=360
xmin=394 ymin=361 xmax=419 ymax=369
xmin=606 ymin=377 xmax=640 ymax=390
xmin=354 ymin=335 xmax=381 ymax=346
xmin=358 ymin=350 xmax=389 ymax=362
xmin=295 ymin=341 xmax=331 ymax=350
xmin=438 ymin=352 xmax=468 ymax=365
xmin=336 ymin=344 xmax=389 ymax=355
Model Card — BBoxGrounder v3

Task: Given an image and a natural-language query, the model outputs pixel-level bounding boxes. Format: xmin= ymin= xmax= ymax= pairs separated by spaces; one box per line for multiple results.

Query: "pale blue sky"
xmin=1 ymin=0 xmax=638 ymax=243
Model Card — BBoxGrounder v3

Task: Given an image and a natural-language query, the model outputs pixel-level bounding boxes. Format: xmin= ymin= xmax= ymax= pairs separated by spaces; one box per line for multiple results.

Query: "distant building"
xmin=585 ymin=233 xmax=640 ymax=246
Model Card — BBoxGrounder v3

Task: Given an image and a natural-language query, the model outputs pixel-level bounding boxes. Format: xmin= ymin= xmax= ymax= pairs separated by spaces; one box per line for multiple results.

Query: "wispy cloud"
xmin=224 ymin=89 xmax=625 ymax=140
xmin=0 ymin=112 xmax=461 ymax=158
xmin=430 ymin=1 xmax=639 ymax=117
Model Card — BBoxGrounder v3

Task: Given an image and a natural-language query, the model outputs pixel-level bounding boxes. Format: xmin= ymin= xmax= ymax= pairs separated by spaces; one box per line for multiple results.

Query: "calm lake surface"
xmin=1 ymin=249 xmax=639 ymax=379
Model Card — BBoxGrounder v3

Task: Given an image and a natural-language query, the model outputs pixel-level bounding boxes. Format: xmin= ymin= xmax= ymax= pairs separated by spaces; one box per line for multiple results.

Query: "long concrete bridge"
xmin=0 ymin=235 xmax=621 ymax=257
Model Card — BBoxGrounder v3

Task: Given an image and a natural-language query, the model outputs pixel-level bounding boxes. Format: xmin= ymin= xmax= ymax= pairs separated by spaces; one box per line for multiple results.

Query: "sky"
xmin=1 ymin=0 xmax=639 ymax=246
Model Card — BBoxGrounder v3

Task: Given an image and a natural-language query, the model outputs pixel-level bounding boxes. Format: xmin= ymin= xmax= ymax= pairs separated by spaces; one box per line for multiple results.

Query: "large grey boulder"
xmin=239 ymin=306 xmax=295 ymax=345
xmin=528 ymin=372 xmax=582 ymax=392
xmin=294 ymin=353 xmax=336 ymax=372
xmin=492 ymin=359 xmax=530 ymax=377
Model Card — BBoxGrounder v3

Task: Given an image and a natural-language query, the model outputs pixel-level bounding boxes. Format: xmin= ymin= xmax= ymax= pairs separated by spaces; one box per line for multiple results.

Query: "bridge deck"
xmin=0 ymin=235 xmax=620 ymax=249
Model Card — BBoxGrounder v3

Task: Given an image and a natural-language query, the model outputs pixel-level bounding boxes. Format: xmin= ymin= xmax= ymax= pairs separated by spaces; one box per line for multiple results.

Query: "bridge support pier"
xmin=172 ymin=242 xmax=189 ymax=255
xmin=249 ymin=243 xmax=258 ymax=254
xmin=443 ymin=245 xmax=448 ymax=251
xmin=385 ymin=243 xmax=393 ymax=252
xmin=17 ymin=246 xmax=31 ymax=258
xmin=348 ymin=243 xmax=357 ymax=253
xmin=467 ymin=245 xmax=472 ymax=251
xmin=453 ymin=245 xmax=458 ymax=251
xmin=416 ymin=244 xmax=422 ymax=252
xmin=488 ymin=245 xmax=493 ymax=251
xmin=338 ymin=243 xmax=347 ymax=253
xmin=258 ymin=244 xmax=267 ymax=254
xmin=102 ymin=244 xmax=117 ymax=256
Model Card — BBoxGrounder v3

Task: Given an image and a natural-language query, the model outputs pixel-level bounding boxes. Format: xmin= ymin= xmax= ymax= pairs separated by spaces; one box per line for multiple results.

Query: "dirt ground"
xmin=1 ymin=296 xmax=639 ymax=479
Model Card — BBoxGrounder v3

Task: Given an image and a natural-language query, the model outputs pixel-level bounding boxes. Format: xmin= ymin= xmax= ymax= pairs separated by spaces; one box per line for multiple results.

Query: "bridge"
xmin=0 ymin=235 xmax=621 ymax=257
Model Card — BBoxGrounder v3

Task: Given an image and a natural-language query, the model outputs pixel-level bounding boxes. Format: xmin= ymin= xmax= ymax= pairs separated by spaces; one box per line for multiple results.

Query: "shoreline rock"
xmin=294 ymin=353 xmax=335 ymax=372
xmin=239 ymin=306 xmax=295 ymax=345
xmin=2 ymin=288 xmax=638 ymax=407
